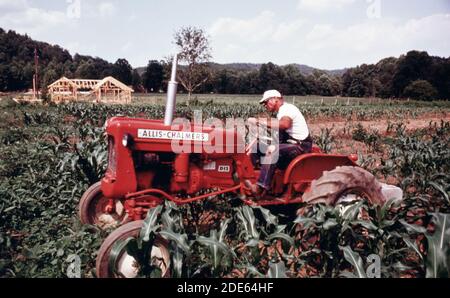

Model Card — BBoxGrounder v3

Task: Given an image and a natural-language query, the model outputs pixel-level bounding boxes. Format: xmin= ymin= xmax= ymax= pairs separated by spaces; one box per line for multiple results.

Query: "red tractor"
xmin=78 ymin=56 xmax=403 ymax=278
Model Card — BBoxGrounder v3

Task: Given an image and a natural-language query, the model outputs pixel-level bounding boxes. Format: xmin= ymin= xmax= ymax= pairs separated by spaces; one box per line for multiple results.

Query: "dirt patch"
xmin=309 ymin=115 xmax=450 ymax=136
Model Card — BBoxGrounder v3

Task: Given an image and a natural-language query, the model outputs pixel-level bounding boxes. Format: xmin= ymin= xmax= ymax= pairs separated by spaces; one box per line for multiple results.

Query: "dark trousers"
xmin=251 ymin=138 xmax=312 ymax=190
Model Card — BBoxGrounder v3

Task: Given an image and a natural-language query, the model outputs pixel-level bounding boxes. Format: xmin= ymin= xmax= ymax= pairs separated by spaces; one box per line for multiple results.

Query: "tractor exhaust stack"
xmin=164 ymin=54 xmax=178 ymax=126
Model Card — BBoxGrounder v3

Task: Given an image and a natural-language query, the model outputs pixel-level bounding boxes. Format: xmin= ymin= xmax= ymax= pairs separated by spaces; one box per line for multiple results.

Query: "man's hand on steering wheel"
xmin=246 ymin=117 xmax=278 ymax=155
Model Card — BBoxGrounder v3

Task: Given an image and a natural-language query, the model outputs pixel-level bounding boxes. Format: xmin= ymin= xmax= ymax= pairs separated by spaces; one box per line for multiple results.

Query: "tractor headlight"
xmin=122 ymin=134 xmax=133 ymax=147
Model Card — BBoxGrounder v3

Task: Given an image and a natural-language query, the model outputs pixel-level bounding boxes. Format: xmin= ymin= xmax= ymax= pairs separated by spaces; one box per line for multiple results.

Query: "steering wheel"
xmin=245 ymin=118 xmax=278 ymax=155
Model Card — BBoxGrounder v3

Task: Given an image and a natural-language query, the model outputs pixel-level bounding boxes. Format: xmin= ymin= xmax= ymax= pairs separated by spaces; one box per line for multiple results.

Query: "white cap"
xmin=259 ymin=90 xmax=282 ymax=104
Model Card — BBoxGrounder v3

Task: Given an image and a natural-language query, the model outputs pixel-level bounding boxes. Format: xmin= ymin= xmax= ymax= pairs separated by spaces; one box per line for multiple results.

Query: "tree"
xmin=240 ymin=71 xmax=260 ymax=94
xmin=376 ymin=57 xmax=397 ymax=98
xmin=429 ymin=58 xmax=450 ymax=100
xmin=113 ymin=58 xmax=133 ymax=85
xmin=131 ymin=70 xmax=142 ymax=92
xmin=258 ymin=62 xmax=288 ymax=93
xmin=342 ymin=64 xmax=377 ymax=97
xmin=213 ymin=69 xmax=232 ymax=94
xmin=75 ymin=59 xmax=97 ymax=78
xmin=0 ymin=29 xmax=117 ymax=91
xmin=283 ymin=65 xmax=307 ymax=95
xmin=41 ymin=68 xmax=58 ymax=101
xmin=392 ymin=51 xmax=433 ymax=97
xmin=403 ymin=80 xmax=438 ymax=101
xmin=0 ymin=65 xmax=12 ymax=91
xmin=142 ymin=60 xmax=164 ymax=92
xmin=173 ymin=26 xmax=212 ymax=102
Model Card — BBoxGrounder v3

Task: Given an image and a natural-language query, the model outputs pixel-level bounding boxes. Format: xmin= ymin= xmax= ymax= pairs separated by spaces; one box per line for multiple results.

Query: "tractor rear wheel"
xmin=96 ymin=220 xmax=171 ymax=278
xmin=302 ymin=166 xmax=386 ymax=206
xmin=78 ymin=182 xmax=127 ymax=229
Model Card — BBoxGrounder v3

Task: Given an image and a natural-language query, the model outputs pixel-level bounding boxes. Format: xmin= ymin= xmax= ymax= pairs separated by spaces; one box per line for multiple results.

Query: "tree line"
xmin=143 ymin=50 xmax=449 ymax=101
xmin=0 ymin=28 xmax=138 ymax=94
xmin=0 ymin=28 xmax=448 ymax=101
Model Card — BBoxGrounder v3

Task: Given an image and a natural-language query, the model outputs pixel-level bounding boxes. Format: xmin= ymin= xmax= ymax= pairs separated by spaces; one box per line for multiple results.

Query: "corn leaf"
xmin=340 ymin=245 xmax=367 ymax=278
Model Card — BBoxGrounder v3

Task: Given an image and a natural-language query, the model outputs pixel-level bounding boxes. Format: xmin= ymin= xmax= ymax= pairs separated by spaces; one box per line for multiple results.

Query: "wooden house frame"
xmin=48 ymin=76 xmax=133 ymax=104
xmin=93 ymin=77 xmax=134 ymax=104
xmin=48 ymin=77 xmax=80 ymax=103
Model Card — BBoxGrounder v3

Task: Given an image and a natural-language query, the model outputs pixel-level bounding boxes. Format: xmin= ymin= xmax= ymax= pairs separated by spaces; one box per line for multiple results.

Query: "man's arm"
xmin=278 ymin=116 xmax=293 ymax=131
xmin=258 ymin=116 xmax=292 ymax=131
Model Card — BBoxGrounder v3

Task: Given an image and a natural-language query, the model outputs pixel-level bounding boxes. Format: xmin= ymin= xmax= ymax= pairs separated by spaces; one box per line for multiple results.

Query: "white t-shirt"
xmin=277 ymin=103 xmax=309 ymax=141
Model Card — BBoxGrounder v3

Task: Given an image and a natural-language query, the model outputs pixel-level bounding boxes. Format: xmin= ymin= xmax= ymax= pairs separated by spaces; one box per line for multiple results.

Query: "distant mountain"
xmin=136 ymin=62 xmax=347 ymax=77
xmin=135 ymin=67 xmax=147 ymax=76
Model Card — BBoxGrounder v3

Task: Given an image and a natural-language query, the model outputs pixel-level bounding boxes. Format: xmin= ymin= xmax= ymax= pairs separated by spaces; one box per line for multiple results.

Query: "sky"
xmin=0 ymin=0 xmax=449 ymax=69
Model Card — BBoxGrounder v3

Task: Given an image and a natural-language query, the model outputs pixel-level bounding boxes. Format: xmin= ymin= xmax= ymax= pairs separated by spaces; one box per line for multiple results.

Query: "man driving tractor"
xmin=245 ymin=90 xmax=313 ymax=198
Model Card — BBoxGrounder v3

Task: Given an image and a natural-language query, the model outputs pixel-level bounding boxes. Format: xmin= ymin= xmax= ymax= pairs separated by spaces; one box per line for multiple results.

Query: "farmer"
xmin=245 ymin=90 xmax=312 ymax=197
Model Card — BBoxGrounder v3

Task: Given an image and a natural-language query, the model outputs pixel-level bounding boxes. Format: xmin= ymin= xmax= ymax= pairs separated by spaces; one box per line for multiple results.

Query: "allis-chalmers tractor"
xmin=78 ymin=55 xmax=403 ymax=278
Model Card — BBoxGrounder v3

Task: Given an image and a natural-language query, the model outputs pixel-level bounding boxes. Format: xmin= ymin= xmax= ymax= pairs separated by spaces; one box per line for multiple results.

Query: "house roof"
xmin=92 ymin=76 xmax=134 ymax=92
xmin=48 ymin=76 xmax=133 ymax=92
xmin=48 ymin=76 xmax=78 ymax=88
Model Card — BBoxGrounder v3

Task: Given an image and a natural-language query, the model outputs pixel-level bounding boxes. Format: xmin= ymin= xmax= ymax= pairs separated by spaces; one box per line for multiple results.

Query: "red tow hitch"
xmin=104 ymin=198 xmax=115 ymax=214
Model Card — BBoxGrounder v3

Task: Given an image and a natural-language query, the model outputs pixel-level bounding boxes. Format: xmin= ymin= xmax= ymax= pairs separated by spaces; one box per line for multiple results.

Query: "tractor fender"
xmin=283 ymin=153 xmax=358 ymax=185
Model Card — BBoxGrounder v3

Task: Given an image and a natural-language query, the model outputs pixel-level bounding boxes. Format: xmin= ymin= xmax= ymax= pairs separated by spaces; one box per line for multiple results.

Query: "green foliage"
xmin=119 ymin=194 xmax=449 ymax=278
xmin=315 ymin=127 xmax=335 ymax=153
xmin=380 ymin=121 xmax=450 ymax=198
xmin=352 ymin=123 xmax=367 ymax=142
xmin=424 ymin=213 xmax=450 ymax=278
xmin=142 ymin=60 xmax=164 ymax=92
xmin=113 ymin=59 xmax=133 ymax=86
xmin=403 ymin=80 xmax=439 ymax=101
xmin=0 ymin=29 xmax=117 ymax=91
xmin=351 ymin=124 xmax=381 ymax=152
xmin=342 ymin=50 xmax=450 ymax=100
xmin=0 ymin=104 xmax=109 ymax=277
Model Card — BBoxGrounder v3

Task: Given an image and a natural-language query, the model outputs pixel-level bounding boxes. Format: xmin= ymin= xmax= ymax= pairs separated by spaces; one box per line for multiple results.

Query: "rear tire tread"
xmin=303 ymin=166 xmax=385 ymax=206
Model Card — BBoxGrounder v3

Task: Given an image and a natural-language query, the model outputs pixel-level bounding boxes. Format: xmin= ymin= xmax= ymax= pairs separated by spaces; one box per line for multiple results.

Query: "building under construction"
xmin=48 ymin=76 xmax=134 ymax=104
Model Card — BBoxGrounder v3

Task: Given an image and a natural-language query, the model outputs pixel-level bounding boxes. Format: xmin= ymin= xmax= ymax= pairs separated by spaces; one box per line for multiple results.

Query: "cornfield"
xmin=0 ymin=97 xmax=449 ymax=278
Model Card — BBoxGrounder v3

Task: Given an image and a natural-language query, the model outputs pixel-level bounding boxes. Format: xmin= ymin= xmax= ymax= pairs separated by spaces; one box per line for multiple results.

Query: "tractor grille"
xmin=108 ymin=136 xmax=117 ymax=174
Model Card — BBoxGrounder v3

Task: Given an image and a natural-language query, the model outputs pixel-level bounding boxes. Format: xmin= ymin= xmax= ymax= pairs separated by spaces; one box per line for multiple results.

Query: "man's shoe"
xmin=244 ymin=180 xmax=264 ymax=197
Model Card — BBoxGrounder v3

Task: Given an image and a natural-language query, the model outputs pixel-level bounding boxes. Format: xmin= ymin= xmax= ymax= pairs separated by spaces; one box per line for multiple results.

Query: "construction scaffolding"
xmin=48 ymin=76 xmax=134 ymax=104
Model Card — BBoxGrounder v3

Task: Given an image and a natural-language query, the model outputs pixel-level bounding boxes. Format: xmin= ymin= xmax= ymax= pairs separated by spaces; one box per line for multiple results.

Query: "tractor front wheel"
xmin=96 ymin=220 xmax=171 ymax=278
xmin=79 ymin=182 xmax=127 ymax=229
xmin=302 ymin=166 xmax=386 ymax=206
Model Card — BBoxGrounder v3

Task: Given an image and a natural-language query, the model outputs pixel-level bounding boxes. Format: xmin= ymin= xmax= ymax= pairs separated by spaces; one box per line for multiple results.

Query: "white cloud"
xmin=209 ymin=10 xmax=450 ymax=69
xmin=303 ymin=14 xmax=450 ymax=68
xmin=209 ymin=10 xmax=276 ymax=43
xmin=297 ymin=0 xmax=356 ymax=12
xmin=305 ymin=14 xmax=450 ymax=53
xmin=272 ymin=19 xmax=306 ymax=42
xmin=209 ymin=11 xmax=307 ymax=62
xmin=0 ymin=0 xmax=70 ymax=34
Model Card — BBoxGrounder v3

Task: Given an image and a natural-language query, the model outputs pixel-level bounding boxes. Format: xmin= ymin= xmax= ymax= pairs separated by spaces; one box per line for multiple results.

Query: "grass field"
xmin=132 ymin=93 xmax=446 ymax=106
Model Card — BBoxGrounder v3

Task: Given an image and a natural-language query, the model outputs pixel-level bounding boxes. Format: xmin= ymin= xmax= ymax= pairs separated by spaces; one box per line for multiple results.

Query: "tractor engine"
xmin=169 ymin=154 xmax=235 ymax=194
xmin=131 ymin=150 xmax=236 ymax=194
